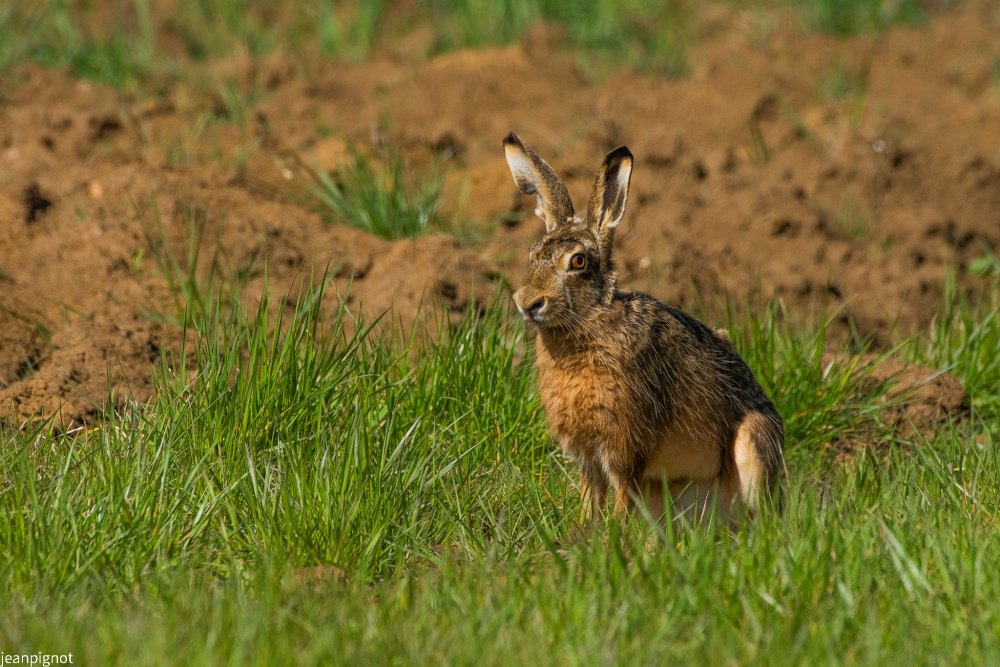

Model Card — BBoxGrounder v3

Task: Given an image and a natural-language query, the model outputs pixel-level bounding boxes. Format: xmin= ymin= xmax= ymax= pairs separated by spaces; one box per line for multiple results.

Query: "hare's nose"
xmin=525 ymin=298 xmax=546 ymax=318
xmin=513 ymin=289 xmax=546 ymax=321
xmin=518 ymin=297 xmax=546 ymax=323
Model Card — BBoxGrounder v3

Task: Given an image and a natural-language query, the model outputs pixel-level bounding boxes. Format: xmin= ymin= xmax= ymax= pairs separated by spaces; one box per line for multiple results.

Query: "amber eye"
xmin=569 ymin=253 xmax=587 ymax=271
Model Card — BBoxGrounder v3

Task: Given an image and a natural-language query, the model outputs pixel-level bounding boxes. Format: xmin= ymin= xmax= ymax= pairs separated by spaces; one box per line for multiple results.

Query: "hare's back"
xmin=616 ymin=292 xmax=774 ymax=413
xmin=653 ymin=302 xmax=778 ymax=415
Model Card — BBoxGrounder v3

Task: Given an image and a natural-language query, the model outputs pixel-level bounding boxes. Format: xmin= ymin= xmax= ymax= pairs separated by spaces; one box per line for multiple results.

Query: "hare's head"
xmin=504 ymin=133 xmax=633 ymax=330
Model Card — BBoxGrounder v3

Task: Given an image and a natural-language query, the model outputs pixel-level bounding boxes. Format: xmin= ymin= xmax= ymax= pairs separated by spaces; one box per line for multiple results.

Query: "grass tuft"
xmin=312 ymin=148 xmax=444 ymax=240
xmin=913 ymin=273 xmax=1000 ymax=419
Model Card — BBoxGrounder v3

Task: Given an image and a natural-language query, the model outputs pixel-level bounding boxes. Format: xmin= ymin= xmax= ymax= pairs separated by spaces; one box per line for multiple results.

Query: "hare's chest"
xmin=535 ymin=355 xmax=625 ymax=459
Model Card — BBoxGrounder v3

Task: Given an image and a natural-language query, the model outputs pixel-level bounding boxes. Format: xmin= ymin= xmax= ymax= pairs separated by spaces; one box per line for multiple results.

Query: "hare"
xmin=503 ymin=133 xmax=783 ymax=525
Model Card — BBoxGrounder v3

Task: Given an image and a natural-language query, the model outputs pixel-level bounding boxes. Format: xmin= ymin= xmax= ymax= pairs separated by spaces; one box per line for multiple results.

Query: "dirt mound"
xmin=0 ymin=297 xmax=45 ymax=388
xmin=829 ymin=353 xmax=968 ymax=434
xmin=0 ymin=5 xmax=997 ymax=426
xmin=877 ymin=359 xmax=968 ymax=436
xmin=0 ymin=68 xmax=500 ymax=426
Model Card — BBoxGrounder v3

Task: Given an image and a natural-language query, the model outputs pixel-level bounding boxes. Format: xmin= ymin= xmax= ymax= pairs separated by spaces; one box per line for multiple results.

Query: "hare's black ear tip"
xmin=503 ymin=132 xmax=522 ymax=148
xmin=607 ymin=145 xmax=633 ymax=163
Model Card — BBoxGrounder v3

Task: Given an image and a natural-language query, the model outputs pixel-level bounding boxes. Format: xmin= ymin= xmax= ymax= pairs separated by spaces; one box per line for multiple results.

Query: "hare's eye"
xmin=569 ymin=253 xmax=587 ymax=271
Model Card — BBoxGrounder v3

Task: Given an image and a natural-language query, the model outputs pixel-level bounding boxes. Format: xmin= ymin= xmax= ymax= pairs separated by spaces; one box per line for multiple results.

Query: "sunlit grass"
xmin=1 ymin=1 xmax=965 ymax=88
xmin=0 ymin=0 xmax=155 ymax=87
xmin=0 ymin=0 xmax=385 ymax=87
xmin=430 ymin=0 xmax=690 ymax=77
xmin=1 ymin=267 xmax=996 ymax=662
xmin=914 ymin=274 xmax=1000 ymax=419
xmin=1 ymin=0 xmax=692 ymax=85
xmin=787 ymin=0 xmax=926 ymax=35
xmin=312 ymin=148 xmax=443 ymax=240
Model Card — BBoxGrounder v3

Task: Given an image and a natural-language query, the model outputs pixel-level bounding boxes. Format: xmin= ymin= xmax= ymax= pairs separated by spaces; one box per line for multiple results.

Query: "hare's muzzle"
xmin=512 ymin=289 xmax=547 ymax=324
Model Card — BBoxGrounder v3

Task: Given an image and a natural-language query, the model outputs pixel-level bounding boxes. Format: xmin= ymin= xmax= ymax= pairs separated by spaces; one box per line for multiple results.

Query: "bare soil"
xmin=1 ymin=5 xmax=997 ymax=427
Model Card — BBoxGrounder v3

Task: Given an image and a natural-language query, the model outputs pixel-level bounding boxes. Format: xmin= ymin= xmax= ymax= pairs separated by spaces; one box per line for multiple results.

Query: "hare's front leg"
xmin=608 ymin=469 xmax=644 ymax=518
xmin=612 ymin=483 xmax=632 ymax=516
xmin=579 ymin=463 xmax=609 ymax=526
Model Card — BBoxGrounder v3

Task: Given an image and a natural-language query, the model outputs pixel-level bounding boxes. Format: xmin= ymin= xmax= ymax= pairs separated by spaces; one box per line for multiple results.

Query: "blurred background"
xmin=0 ymin=0 xmax=998 ymax=422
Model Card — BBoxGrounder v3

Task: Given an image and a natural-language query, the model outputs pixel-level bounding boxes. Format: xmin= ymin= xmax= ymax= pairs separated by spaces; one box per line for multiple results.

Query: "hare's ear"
xmin=587 ymin=146 xmax=633 ymax=238
xmin=503 ymin=133 xmax=575 ymax=232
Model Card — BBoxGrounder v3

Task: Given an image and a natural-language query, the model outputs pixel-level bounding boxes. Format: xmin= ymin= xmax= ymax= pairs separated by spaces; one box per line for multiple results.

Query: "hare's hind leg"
xmin=638 ymin=479 xmax=666 ymax=521
xmin=732 ymin=411 xmax=783 ymax=511
xmin=579 ymin=463 xmax=609 ymax=526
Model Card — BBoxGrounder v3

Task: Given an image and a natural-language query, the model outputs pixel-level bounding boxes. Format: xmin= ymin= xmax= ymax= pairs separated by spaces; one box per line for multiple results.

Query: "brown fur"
xmin=503 ymin=133 xmax=784 ymax=525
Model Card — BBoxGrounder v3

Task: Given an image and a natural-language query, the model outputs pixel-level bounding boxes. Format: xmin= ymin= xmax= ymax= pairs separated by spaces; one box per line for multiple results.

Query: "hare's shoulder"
xmin=616 ymin=291 xmax=728 ymax=348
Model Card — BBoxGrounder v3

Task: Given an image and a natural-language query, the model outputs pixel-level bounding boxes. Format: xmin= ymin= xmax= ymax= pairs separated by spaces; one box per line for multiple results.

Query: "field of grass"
xmin=1 ymin=266 xmax=998 ymax=664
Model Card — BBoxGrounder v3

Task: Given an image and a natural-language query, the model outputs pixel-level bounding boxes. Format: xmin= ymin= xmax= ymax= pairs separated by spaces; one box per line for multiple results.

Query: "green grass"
xmin=0 ymin=0 xmax=386 ymax=87
xmin=817 ymin=56 xmax=872 ymax=127
xmin=1 ymin=267 xmax=998 ymax=663
xmin=914 ymin=274 xmax=1000 ymax=418
xmin=788 ymin=0 xmax=926 ymax=35
xmin=312 ymin=148 xmax=444 ymax=240
xmin=0 ymin=0 xmax=692 ymax=86
xmin=820 ymin=62 xmax=860 ymax=102
xmin=1 ymin=2 xmax=967 ymax=88
xmin=429 ymin=0 xmax=690 ymax=77
xmin=167 ymin=0 xmax=387 ymax=62
xmin=139 ymin=196 xmax=224 ymax=324
xmin=0 ymin=0 xmax=155 ymax=88
xmin=834 ymin=197 xmax=870 ymax=240
xmin=967 ymin=245 xmax=1000 ymax=279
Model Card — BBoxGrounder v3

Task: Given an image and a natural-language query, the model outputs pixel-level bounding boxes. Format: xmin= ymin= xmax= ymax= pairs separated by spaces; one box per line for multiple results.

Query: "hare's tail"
xmin=732 ymin=410 xmax=784 ymax=511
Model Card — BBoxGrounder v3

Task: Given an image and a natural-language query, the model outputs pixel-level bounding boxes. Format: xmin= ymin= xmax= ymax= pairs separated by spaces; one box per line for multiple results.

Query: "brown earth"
xmin=1 ymin=4 xmax=997 ymax=427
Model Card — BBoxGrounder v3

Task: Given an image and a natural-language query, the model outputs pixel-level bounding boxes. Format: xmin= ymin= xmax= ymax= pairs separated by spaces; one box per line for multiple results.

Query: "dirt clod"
xmin=22 ymin=183 xmax=52 ymax=223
